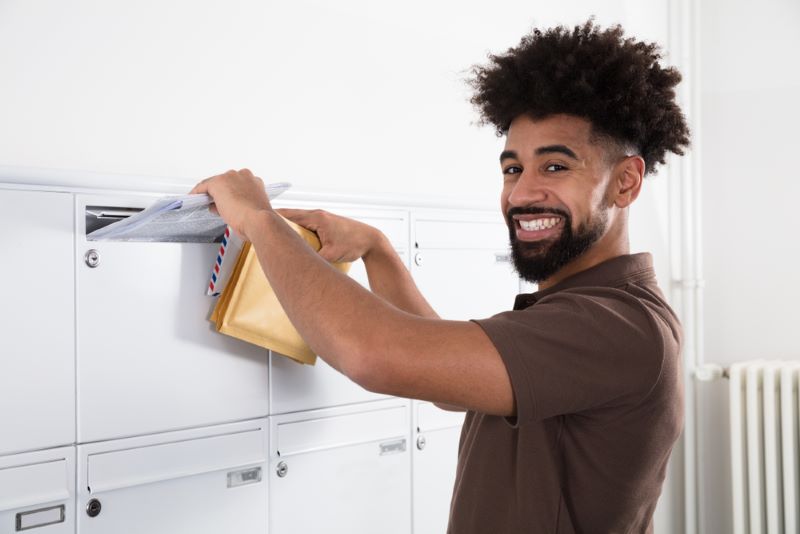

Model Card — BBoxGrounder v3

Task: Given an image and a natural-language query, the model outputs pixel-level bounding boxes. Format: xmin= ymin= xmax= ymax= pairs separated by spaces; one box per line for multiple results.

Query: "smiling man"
xmin=192 ymin=20 xmax=689 ymax=534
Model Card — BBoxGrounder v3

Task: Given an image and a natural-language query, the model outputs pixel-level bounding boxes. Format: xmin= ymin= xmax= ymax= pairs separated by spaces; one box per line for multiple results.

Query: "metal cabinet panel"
xmin=269 ymin=400 xmax=411 ymax=534
xmin=0 ymin=446 xmax=75 ymax=534
xmin=411 ymin=210 xmax=520 ymax=321
xmin=0 ymin=189 xmax=75 ymax=456
xmin=75 ymin=194 xmax=269 ymax=442
xmin=77 ymin=419 xmax=268 ymax=534
xmin=268 ymin=205 xmax=408 ymax=415
xmin=412 ymin=401 xmax=464 ymax=534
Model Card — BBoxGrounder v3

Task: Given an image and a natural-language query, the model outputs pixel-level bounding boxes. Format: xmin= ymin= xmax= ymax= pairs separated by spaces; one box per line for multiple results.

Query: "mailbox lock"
xmin=414 ymin=253 xmax=423 ymax=267
xmin=416 ymin=435 xmax=427 ymax=450
xmin=276 ymin=461 xmax=288 ymax=478
xmin=84 ymin=249 xmax=100 ymax=268
xmin=86 ymin=499 xmax=102 ymax=518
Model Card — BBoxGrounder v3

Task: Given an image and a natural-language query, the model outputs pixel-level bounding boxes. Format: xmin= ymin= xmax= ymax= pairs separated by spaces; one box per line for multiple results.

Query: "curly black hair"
xmin=469 ymin=19 xmax=690 ymax=175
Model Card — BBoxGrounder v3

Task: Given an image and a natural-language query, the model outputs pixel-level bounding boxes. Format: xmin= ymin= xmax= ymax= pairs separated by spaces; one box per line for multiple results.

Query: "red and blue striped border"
xmin=208 ymin=227 xmax=231 ymax=295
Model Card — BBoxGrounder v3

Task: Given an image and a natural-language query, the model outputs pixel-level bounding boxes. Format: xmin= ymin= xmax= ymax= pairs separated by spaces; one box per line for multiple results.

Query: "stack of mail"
xmin=210 ymin=216 xmax=351 ymax=365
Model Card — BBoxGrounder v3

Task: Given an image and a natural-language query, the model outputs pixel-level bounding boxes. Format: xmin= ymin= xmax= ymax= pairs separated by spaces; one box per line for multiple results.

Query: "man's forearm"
xmin=247 ymin=209 xmax=408 ymax=381
xmin=363 ymin=235 xmax=439 ymax=319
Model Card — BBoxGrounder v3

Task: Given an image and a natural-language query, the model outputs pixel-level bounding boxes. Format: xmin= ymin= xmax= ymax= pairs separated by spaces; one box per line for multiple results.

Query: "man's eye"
xmin=503 ymin=166 xmax=522 ymax=175
xmin=545 ymin=164 xmax=567 ymax=172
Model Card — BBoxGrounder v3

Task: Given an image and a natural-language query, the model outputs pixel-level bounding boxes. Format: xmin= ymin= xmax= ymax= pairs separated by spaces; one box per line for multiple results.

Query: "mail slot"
xmin=77 ymin=419 xmax=268 ymax=534
xmin=0 ymin=446 xmax=75 ymax=534
xmin=85 ymin=206 xmax=144 ymax=235
xmin=75 ymin=193 xmax=270 ymax=443
xmin=269 ymin=400 xmax=411 ymax=534
xmin=84 ymin=203 xmax=226 ymax=243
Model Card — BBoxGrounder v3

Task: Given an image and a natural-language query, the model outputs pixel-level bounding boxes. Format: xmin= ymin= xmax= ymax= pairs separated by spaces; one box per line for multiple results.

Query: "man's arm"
xmin=193 ymin=171 xmax=513 ymax=416
xmin=277 ymin=208 xmax=439 ymax=319
xmin=277 ymin=209 xmax=466 ymax=412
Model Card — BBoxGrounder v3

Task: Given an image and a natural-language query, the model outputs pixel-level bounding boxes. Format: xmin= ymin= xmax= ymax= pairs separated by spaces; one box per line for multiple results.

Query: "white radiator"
xmin=730 ymin=360 xmax=800 ymax=534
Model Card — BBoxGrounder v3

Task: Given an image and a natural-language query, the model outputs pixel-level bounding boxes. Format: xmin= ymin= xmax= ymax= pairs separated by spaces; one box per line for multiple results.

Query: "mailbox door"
xmin=77 ymin=419 xmax=268 ymax=534
xmin=267 ymin=203 xmax=409 ymax=415
xmin=411 ymin=210 xmax=520 ymax=321
xmin=0 ymin=446 xmax=75 ymax=534
xmin=0 ymin=189 xmax=75 ymax=455
xmin=412 ymin=401 xmax=465 ymax=534
xmin=269 ymin=400 xmax=411 ymax=534
xmin=76 ymin=193 xmax=269 ymax=442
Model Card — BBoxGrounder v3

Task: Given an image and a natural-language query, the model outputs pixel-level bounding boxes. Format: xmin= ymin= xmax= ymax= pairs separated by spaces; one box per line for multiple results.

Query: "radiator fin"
xmin=730 ymin=360 xmax=800 ymax=534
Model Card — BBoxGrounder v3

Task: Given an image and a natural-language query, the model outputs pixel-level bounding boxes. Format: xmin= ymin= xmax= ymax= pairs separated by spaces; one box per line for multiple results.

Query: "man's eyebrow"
xmin=499 ymin=150 xmax=517 ymax=162
xmin=535 ymin=144 xmax=579 ymax=160
xmin=499 ymin=145 xmax=579 ymax=163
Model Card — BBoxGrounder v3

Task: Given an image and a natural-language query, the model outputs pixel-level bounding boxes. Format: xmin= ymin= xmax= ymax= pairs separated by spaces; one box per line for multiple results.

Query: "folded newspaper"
xmin=87 ymin=182 xmax=291 ymax=242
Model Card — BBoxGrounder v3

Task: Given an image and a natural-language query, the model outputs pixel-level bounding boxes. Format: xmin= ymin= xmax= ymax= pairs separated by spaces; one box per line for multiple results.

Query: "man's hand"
xmin=277 ymin=209 xmax=383 ymax=264
xmin=190 ymin=169 xmax=272 ymax=241
xmin=280 ymin=208 xmax=440 ymax=319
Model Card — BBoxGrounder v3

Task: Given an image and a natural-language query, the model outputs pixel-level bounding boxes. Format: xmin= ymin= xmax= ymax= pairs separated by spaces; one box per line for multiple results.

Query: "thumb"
xmin=317 ymin=245 xmax=341 ymax=263
xmin=276 ymin=209 xmax=314 ymax=230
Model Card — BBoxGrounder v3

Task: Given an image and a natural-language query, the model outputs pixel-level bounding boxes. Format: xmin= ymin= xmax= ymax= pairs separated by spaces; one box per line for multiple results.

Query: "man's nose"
xmin=506 ymin=172 xmax=548 ymax=207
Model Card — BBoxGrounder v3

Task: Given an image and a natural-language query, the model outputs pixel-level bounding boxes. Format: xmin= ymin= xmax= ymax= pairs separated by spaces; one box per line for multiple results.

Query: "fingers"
xmin=275 ymin=208 xmax=308 ymax=221
xmin=318 ymin=245 xmax=352 ymax=263
xmin=318 ymin=245 xmax=346 ymax=264
xmin=189 ymin=176 xmax=213 ymax=195
xmin=189 ymin=169 xmax=259 ymax=196
xmin=276 ymin=208 xmax=322 ymax=232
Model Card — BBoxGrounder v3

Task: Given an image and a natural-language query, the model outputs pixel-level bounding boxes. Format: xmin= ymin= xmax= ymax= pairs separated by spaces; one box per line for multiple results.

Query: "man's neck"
xmin=537 ymin=238 xmax=630 ymax=291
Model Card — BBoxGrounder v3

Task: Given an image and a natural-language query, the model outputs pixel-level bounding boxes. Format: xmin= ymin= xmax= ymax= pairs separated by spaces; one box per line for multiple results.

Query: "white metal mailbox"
xmin=0 ymin=446 xmax=75 ymax=534
xmin=412 ymin=401 xmax=465 ymax=534
xmin=0 ymin=189 xmax=75 ymax=456
xmin=75 ymin=193 xmax=270 ymax=442
xmin=77 ymin=419 xmax=268 ymax=534
xmin=267 ymin=204 xmax=409 ymax=415
xmin=411 ymin=210 xmax=520 ymax=321
xmin=269 ymin=399 xmax=412 ymax=534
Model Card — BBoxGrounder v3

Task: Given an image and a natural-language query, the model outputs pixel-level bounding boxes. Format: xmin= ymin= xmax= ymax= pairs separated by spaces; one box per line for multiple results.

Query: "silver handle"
xmin=16 ymin=505 xmax=65 ymax=531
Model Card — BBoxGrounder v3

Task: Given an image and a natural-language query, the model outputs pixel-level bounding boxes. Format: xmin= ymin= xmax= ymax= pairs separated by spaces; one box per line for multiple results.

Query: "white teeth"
xmin=519 ymin=217 xmax=559 ymax=231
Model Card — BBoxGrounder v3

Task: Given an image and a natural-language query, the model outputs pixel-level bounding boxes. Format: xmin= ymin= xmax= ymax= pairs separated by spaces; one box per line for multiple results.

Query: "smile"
xmin=513 ymin=215 xmax=564 ymax=241
xmin=518 ymin=217 xmax=560 ymax=231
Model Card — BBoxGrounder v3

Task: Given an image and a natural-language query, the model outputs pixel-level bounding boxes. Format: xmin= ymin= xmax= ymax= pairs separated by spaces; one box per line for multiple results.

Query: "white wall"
xmin=697 ymin=0 xmax=800 ymax=532
xmin=0 ymin=1 xmax=684 ymax=531
xmin=1 ymin=0 xmax=672 ymax=203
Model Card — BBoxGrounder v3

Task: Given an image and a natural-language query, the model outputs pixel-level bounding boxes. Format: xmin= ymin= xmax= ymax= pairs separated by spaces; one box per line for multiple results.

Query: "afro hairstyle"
xmin=469 ymin=19 xmax=690 ymax=175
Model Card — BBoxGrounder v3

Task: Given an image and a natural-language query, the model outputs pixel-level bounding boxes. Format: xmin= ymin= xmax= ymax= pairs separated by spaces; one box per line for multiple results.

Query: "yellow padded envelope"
xmin=211 ymin=216 xmax=351 ymax=365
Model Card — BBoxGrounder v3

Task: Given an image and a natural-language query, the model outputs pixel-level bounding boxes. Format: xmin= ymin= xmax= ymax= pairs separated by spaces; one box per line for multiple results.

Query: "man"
xmin=192 ymin=20 xmax=689 ymax=534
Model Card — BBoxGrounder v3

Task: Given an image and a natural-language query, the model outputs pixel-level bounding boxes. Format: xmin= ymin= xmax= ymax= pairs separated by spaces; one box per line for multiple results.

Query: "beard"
xmin=506 ymin=205 xmax=608 ymax=284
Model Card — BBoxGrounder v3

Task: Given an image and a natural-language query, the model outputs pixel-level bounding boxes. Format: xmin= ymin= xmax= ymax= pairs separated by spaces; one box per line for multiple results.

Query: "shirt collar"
xmin=513 ymin=253 xmax=656 ymax=310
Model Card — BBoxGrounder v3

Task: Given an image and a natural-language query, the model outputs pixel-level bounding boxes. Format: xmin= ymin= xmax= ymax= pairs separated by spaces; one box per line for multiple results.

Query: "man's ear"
xmin=613 ymin=156 xmax=645 ymax=208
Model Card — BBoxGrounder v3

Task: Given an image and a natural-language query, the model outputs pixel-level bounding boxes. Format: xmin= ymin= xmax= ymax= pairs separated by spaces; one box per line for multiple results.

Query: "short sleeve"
xmin=473 ymin=288 xmax=665 ymax=427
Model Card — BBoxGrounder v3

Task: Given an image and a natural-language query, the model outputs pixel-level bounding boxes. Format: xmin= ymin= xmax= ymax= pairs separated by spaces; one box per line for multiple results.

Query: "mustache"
xmin=506 ymin=206 xmax=571 ymax=220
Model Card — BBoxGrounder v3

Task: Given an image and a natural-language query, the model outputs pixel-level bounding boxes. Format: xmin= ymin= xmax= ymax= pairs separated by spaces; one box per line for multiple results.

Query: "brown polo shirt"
xmin=448 ymin=253 xmax=683 ymax=533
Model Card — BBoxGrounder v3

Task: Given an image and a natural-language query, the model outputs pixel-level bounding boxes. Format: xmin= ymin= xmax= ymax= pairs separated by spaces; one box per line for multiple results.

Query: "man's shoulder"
xmin=506 ymin=283 xmax=681 ymax=358
xmin=539 ymin=277 xmax=679 ymax=330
